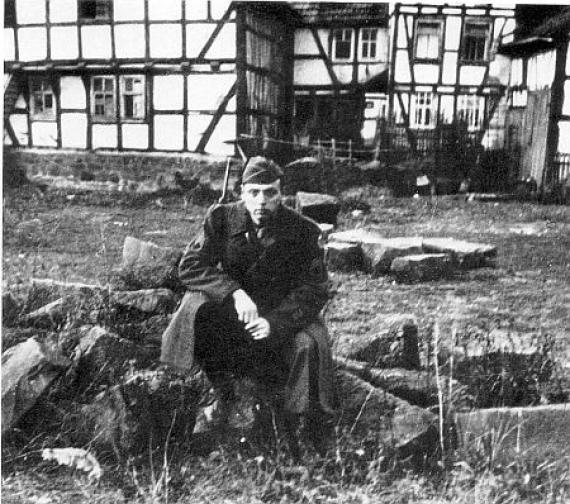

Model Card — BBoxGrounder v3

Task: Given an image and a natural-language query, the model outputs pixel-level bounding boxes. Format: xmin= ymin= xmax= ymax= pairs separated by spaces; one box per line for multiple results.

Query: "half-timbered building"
xmin=386 ymin=2 xmax=515 ymax=150
xmin=289 ymin=2 xmax=390 ymax=147
xmin=499 ymin=5 xmax=570 ymax=190
xmin=3 ymin=0 xmax=294 ymax=157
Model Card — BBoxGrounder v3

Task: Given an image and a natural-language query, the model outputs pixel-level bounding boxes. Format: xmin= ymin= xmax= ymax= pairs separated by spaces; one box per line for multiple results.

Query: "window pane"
xmin=44 ymin=94 xmax=53 ymax=109
xmin=104 ymin=79 xmax=114 ymax=92
xmin=416 ymin=22 xmax=440 ymax=59
xmin=93 ymin=78 xmax=102 ymax=91
xmin=123 ymin=95 xmax=134 ymax=118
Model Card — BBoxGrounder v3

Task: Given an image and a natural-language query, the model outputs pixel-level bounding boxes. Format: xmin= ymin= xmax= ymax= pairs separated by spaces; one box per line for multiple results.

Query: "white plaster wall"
xmin=150 ymin=24 xmax=182 ymax=58
xmin=439 ymin=94 xmax=455 ymax=123
xmin=185 ymin=0 xmax=208 ymax=20
xmin=60 ymin=77 xmax=86 ymax=109
xmin=187 ymin=74 xmax=235 ymax=111
xmin=206 ymin=114 xmax=236 ymax=155
xmin=16 ymin=0 xmax=45 ymax=24
xmin=61 ymin=113 xmax=87 ymax=148
xmin=396 ymin=16 xmax=407 ymax=49
xmin=558 ymin=121 xmax=570 ymax=154
xmin=122 ymin=124 xmax=149 ymax=149
xmin=358 ymin=63 xmax=388 ymax=83
xmin=115 ymin=24 xmax=146 ymax=59
xmin=211 ymin=0 xmax=232 ymax=19
xmin=333 ymin=65 xmax=353 ymax=84
xmin=50 ymin=27 xmax=79 ymax=60
xmin=148 ymin=0 xmax=181 ymax=20
xmin=15 ymin=93 xmax=27 ymax=109
xmin=50 ymin=0 xmax=77 ymax=23
xmin=187 ymin=113 xmax=211 ymax=151
xmin=293 ymin=60 xmax=331 ymax=86
xmin=31 ymin=121 xmax=57 ymax=147
xmin=4 ymin=29 xmax=15 ymax=61
xmin=527 ymin=50 xmax=556 ymax=90
xmin=207 ymin=22 xmax=236 ymax=59
xmin=294 ymin=29 xmax=319 ymax=55
xmin=4 ymin=130 xmax=13 ymax=146
xmin=489 ymin=54 xmax=510 ymax=86
xmin=459 ymin=66 xmax=486 ymax=86
xmin=511 ymin=58 xmax=524 ymax=86
xmin=445 ymin=17 xmax=461 ymax=50
xmin=563 ymin=80 xmax=570 ymax=116
xmin=414 ymin=64 xmax=439 ymax=84
xmin=114 ymin=0 xmax=145 ymax=21
xmin=81 ymin=26 xmax=112 ymax=59
xmin=442 ymin=52 xmax=457 ymax=84
xmin=92 ymin=124 xmax=118 ymax=149
xmin=154 ymin=115 xmax=184 ymax=150
xmin=493 ymin=18 xmax=505 ymax=43
xmin=186 ymin=24 xmax=213 ymax=58
xmin=9 ymin=115 xmax=29 ymax=145
xmin=361 ymin=119 xmax=376 ymax=145
xmin=394 ymin=49 xmax=411 ymax=83
xmin=154 ymin=75 xmax=184 ymax=110
xmin=18 ymin=27 xmax=47 ymax=61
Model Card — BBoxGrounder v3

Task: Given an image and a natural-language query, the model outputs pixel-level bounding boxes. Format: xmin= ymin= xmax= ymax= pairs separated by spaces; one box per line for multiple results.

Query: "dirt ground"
xmin=2 ymin=182 xmax=570 ymax=503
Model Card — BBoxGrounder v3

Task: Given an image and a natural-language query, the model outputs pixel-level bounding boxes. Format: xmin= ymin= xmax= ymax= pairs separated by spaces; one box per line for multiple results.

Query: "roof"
xmin=288 ymin=2 xmax=389 ymax=26
xmin=498 ymin=6 xmax=570 ymax=56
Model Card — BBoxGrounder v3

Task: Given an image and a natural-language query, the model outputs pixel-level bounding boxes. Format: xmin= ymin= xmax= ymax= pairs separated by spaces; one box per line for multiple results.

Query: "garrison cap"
xmin=241 ymin=156 xmax=283 ymax=185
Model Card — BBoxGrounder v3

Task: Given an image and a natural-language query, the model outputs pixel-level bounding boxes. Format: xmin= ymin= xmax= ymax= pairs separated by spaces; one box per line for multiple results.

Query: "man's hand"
xmin=245 ymin=317 xmax=271 ymax=340
xmin=232 ymin=289 xmax=258 ymax=324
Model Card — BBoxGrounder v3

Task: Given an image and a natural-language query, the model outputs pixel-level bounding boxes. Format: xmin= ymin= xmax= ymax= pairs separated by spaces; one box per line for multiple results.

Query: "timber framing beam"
xmin=310 ymin=27 xmax=340 ymax=88
xmin=196 ymin=81 xmax=237 ymax=153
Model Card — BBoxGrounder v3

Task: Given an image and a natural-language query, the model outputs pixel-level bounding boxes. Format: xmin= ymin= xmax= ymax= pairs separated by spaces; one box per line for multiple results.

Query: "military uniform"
xmin=160 ymin=200 xmax=337 ymax=417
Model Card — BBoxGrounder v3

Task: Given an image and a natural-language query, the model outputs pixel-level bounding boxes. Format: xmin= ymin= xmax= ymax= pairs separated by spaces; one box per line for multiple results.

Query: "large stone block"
xmin=422 ymin=237 xmax=497 ymax=268
xmin=337 ymin=371 xmax=438 ymax=460
xmin=296 ymin=191 xmax=341 ymax=225
xmin=334 ymin=314 xmax=420 ymax=369
xmin=455 ymin=404 xmax=570 ymax=463
xmin=2 ymin=338 xmax=70 ymax=433
xmin=328 ymin=228 xmax=384 ymax=245
xmin=119 ymin=236 xmax=182 ymax=289
xmin=390 ymin=253 xmax=453 ymax=282
xmin=324 ymin=242 xmax=363 ymax=272
xmin=22 ymin=297 xmax=70 ymax=327
xmin=362 ymin=237 xmax=423 ymax=276
xmin=110 ymin=289 xmax=177 ymax=314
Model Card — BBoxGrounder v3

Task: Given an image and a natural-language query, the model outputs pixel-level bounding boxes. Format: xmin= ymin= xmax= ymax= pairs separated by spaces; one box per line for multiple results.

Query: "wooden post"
xmin=348 ymin=139 xmax=352 ymax=162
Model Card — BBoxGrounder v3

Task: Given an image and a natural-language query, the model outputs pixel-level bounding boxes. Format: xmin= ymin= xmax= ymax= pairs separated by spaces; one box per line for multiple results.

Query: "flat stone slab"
xmin=338 ymin=371 xmax=438 ymax=460
xmin=455 ymin=404 xmax=570 ymax=462
xmin=23 ymin=297 xmax=69 ymax=325
xmin=328 ymin=228 xmax=384 ymax=245
xmin=296 ymin=191 xmax=340 ymax=225
xmin=391 ymin=253 xmax=453 ymax=282
xmin=324 ymin=242 xmax=363 ymax=272
xmin=120 ymin=236 xmax=182 ymax=289
xmin=422 ymin=238 xmax=497 ymax=268
xmin=362 ymin=237 xmax=423 ymax=276
xmin=2 ymin=338 xmax=70 ymax=433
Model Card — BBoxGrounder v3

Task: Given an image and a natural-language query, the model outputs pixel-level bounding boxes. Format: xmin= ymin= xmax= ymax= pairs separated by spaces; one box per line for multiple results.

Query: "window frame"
xmin=4 ymin=0 xmax=16 ymax=28
xmin=410 ymin=91 xmax=438 ymax=129
xmin=91 ymin=75 xmax=116 ymax=122
xmin=360 ymin=27 xmax=378 ymax=61
xmin=460 ymin=20 xmax=491 ymax=64
xmin=456 ymin=94 xmax=486 ymax=131
xmin=414 ymin=19 xmax=443 ymax=62
xmin=29 ymin=78 xmax=56 ymax=121
xmin=119 ymin=75 xmax=146 ymax=122
xmin=331 ymin=28 xmax=355 ymax=62
xmin=78 ymin=0 xmax=113 ymax=22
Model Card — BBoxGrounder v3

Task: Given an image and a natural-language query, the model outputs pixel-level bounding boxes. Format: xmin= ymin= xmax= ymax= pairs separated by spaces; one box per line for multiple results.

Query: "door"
xmin=521 ymin=89 xmax=551 ymax=186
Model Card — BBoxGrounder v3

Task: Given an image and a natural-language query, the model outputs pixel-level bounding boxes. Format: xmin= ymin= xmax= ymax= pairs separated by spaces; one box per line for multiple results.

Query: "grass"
xmin=2 ymin=180 xmax=570 ymax=503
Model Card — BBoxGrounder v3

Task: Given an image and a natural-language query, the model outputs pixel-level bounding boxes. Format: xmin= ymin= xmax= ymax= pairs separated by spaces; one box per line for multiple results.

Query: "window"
xmin=415 ymin=21 xmax=441 ymax=60
xmin=457 ymin=95 xmax=485 ymax=130
xmin=410 ymin=91 xmax=437 ymax=128
xmin=79 ymin=0 xmax=112 ymax=21
xmin=120 ymin=76 xmax=145 ymax=120
xmin=91 ymin=76 xmax=115 ymax=120
xmin=461 ymin=22 xmax=490 ymax=62
xmin=332 ymin=29 xmax=354 ymax=61
xmin=360 ymin=28 xmax=378 ymax=60
xmin=4 ymin=0 xmax=16 ymax=27
xmin=30 ymin=79 xmax=56 ymax=120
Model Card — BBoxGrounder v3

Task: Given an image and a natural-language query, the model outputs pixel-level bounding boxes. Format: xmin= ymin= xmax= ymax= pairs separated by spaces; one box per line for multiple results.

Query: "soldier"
xmin=161 ymin=156 xmax=337 ymax=455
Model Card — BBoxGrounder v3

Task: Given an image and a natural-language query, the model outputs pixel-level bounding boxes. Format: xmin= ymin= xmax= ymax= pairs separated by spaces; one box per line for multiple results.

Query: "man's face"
xmin=241 ymin=180 xmax=282 ymax=226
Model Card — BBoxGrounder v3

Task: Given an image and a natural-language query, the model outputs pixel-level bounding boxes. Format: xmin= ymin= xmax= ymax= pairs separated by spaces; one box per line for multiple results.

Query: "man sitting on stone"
xmin=161 ymin=156 xmax=337 ymax=455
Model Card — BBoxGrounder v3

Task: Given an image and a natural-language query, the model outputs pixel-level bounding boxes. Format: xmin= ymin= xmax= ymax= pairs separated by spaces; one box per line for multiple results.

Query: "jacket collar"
xmin=228 ymin=201 xmax=290 ymax=238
